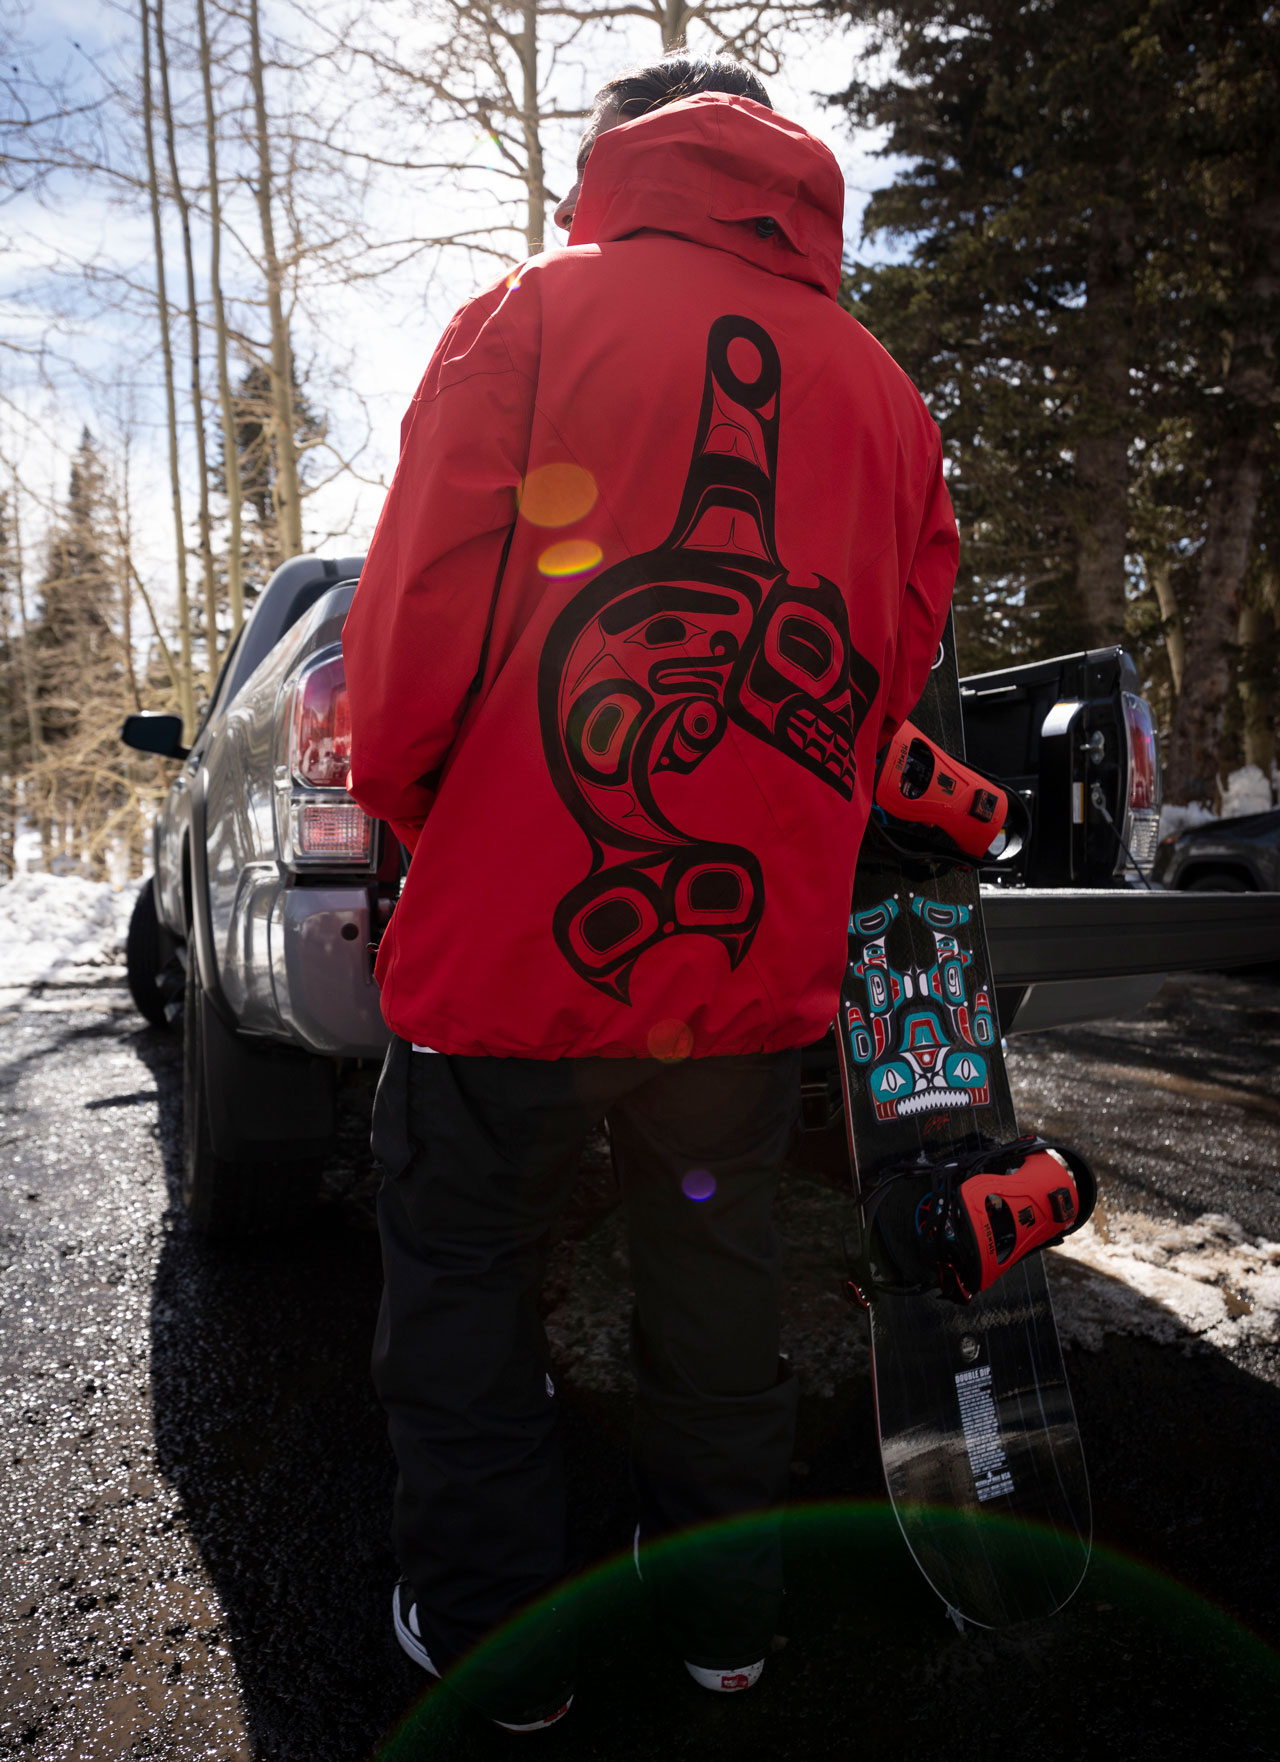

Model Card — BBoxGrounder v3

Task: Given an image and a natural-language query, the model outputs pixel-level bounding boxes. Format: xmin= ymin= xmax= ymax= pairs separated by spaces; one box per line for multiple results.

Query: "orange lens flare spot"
xmin=520 ymin=462 xmax=598 ymax=528
xmin=647 ymin=1019 xmax=694 ymax=1063
xmin=538 ymin=539 xmax=603 ymax=578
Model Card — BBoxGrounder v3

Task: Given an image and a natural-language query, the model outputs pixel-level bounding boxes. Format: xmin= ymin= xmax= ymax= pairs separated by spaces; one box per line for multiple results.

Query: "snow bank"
xmin=0 ymin=872 xmax=138 ymax=989
xmin=1220 ymin=763 xmax=1274 ymax=819
xmin=1159 ymin=763 xmax=1276 ymax=839
xmin=1051 ymin=1209 xmax=1280 ymax=1353
xmin=1158 ymin=800 xmax=1217 ymax=840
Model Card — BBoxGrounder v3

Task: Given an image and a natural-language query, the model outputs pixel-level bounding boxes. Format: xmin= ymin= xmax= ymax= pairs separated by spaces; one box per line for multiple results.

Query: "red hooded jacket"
xmin=343 ymin=95 xmax=958 ymax=1060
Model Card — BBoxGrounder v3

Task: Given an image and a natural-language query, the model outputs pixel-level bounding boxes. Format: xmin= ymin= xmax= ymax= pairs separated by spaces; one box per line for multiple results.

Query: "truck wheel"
xmin=1186 ymin=870 xmax=1251 ymax=892
xmin=181 ymin=949 xmax=321 ymax=1238
xmin=125 ymin=880 xmax=170 ymax=1029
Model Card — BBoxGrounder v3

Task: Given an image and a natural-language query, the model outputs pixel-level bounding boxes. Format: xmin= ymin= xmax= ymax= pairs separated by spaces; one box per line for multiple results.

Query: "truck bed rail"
xmin=984 ymin=887 xmax=1280 ymax=984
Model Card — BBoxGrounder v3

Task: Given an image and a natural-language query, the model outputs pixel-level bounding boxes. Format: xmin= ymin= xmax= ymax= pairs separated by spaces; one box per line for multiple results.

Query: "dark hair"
xmin=582 ymin=53 xmax=772 ymax=158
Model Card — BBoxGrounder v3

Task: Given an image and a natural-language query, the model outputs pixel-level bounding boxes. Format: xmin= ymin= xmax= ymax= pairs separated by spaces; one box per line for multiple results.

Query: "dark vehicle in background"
xmin=1152 ymin=808 xmax=1280 ymax=893
xmin=120 ymin=553 xmax=1280 ymax=1237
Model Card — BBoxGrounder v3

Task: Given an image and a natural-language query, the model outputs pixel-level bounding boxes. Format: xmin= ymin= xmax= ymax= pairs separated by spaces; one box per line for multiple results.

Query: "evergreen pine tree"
xmin=832 ymin=0 xmax=1278 ymax=802
xmin=29 ymin=431 xmax=138 ymax=875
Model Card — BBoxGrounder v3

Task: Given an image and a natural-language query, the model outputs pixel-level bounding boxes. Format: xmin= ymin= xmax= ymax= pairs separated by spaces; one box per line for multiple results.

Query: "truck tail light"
xmin=280 ymin=652 xmax=375 ymax=867
xmin=1120 ymin=692 xmax=1161 ymax=874
xmin=290 ymin=654 xmax=352 ymax=787
xmin=291 ymin=799 xmax=373 ymax=862
xmin=1122 ymin=692 xmax=1159 ymax=811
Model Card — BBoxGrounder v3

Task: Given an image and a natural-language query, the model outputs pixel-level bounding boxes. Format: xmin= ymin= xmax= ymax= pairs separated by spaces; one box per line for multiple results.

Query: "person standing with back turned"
xmin=343 ymin=52 xmax=958 ymax=1733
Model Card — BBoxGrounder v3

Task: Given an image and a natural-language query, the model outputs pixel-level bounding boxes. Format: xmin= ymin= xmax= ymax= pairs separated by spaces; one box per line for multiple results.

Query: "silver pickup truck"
xmin=122 ymin=556 xmax=392 ymax=1235
xmin=121 ymin=552 xmax=1280 ymax=1237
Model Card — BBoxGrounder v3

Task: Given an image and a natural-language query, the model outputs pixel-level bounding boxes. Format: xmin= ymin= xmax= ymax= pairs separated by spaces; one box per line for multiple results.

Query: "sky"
xmin=2 ymin=0 xmax=897 ymax=649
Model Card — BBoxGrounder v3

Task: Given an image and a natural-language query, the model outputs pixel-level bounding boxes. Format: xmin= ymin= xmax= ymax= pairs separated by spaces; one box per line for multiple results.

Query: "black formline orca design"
xmin=537 ymin=314 xmax=881 ymax=1002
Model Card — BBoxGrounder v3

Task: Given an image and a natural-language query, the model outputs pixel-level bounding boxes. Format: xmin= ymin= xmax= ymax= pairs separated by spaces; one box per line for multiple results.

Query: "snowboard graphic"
xmin=837 ymin=616 xmax=1092 ymax=1628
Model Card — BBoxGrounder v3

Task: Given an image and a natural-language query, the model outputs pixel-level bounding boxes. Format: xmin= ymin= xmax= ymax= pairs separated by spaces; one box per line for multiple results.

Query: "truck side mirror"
xmin=121 ymin=712 xmax=188 ymax=759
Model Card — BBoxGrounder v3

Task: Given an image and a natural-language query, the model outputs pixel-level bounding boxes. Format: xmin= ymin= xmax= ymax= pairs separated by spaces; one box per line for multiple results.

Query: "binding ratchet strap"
xmin=870 ymin=720 xmax=1031 ymax=866
xmin=857 ymin=1134 xmax=1097 ymax=1305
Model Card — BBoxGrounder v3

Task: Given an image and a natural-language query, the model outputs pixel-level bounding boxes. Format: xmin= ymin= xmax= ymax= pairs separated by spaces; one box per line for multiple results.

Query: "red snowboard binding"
xmin=857 ymin=1135 xmax=1097 ymax=1305
xmin=871 ymin=720 xmax=1031 ymax=866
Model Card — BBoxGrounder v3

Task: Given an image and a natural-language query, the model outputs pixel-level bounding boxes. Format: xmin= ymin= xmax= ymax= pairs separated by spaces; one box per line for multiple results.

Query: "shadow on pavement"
xmin=132 ymin=1030 xmax=1280 ymax=1761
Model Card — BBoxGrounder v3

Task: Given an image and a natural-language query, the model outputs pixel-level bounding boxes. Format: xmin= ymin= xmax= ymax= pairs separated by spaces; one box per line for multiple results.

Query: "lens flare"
xmin=681 ymin=1169 xmax=716 ymax=1203
xmin=520 ymin=463 xmax=599 ymax=528
xmin=646 ymin=1018 xmax=693 ymax=1063
xmin=373 ymin=1504 xmax=1280 ymax=1757
xmin=537 ymin=539 xmax=603 ymax=577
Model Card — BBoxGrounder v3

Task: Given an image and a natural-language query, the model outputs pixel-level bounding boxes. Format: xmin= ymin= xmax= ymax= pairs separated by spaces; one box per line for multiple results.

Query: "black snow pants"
xmin=370 ymin=1037 xmax=801 ymax=1689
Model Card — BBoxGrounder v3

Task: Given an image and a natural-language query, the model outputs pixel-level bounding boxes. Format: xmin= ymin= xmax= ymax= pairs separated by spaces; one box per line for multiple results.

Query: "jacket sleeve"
xmin=878 ymin=431 xmax=960 ymax=748
xmin=342 ymin=285 xmax=535 ymax=852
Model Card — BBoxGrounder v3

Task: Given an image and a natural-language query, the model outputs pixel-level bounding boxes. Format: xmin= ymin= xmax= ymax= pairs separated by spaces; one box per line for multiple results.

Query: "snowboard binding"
xmin=852 ymin=1134 xmax=1097 ymax=1305
xmin=870 ymin=721 xmax=1031 ymax=867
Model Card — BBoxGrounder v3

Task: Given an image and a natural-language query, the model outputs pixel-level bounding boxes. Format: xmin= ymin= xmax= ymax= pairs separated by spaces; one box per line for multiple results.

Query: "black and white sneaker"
xmin=684 ymin=1658 xmax=765 ymax=1692
xmin=391 ymin=1582 xmax=573 ymax=1733
xmin=392 ymin=1580 xmax=442 ymax=1679
xmin=631 ymin=1528 xmax=765 ymax=1694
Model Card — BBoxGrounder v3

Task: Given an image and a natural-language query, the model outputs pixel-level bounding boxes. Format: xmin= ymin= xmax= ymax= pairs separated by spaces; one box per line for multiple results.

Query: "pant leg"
xmin=370 ymin=1040 xmax=633 ymax=1687
xmin=606 ymin=1049 xmax=802 ymax=1665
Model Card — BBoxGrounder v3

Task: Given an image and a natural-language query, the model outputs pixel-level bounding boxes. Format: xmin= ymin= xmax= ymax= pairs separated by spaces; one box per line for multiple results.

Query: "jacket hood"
xmin=568 ymin=94 xmax=846 ymax=298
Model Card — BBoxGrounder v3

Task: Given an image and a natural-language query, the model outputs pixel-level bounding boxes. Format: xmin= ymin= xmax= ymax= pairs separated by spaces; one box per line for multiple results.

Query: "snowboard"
xmin=835 ymin=616 xmax=1091 ymax=1629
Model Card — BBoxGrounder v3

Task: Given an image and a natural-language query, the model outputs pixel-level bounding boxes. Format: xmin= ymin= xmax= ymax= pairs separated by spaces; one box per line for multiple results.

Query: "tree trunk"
xmin=1072 ymin=200 xmax=1134 ymax=650
xmin=1237 ymin=574 xmax=1276 ymax=777
xmin=660 ymin=0 xmax=696 ymax=49
xmin=140 ymin=0 xmax=195 ymax=738
xmin=156 ymin=0 xmax=218 ymax=691
xmin=10 ymin=475 xmax=41 ymax=760
xmin=1163 ymin=425 xmax=1270 ymax=803
xmin=248 ymin=0 xmax=304 ymax=560
xmin=0 ymin=525 xmax=14 ymax=879
xmin=1149 ymin=557 xmax=1185 ymax=696
xmin=196 ymin=0 xmax=245 ymax=636
xmin=118 ymin=449 xmax=143 ymax=712
xmin=517 ymin=0 xmax=545 ymax=257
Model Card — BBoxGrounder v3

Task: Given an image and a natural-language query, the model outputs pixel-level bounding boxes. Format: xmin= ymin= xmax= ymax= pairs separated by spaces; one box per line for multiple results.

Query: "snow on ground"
xmin=0 ymin=871 xmax=138 ymax=1000
xmin=1051 ymin=1208 xmax=1280 ymax=1354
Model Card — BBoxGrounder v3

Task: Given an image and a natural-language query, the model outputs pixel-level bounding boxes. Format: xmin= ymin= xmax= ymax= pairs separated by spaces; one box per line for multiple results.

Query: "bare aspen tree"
xmin=0 ymin=495 xmax=16 ymax=877
xmin=346 ymin=0 xmax=831 ymax=282
xmin=117 ymin=545 xmax=182 ymax=707
xmin=155 ymin=0 xmax=219 ymax=689
xmin=7 ymin=471 xmax=41 ymax=763
xmin=1148 ymin=557 xmax=1184 ymax=698
xmin=343 ymin=0 xmax=589 ymax=266
xmin=116 ymin=443 xmax=143 ymax=714
xmin=140 ymin=0 xmax=195 ymax=736
xmin=605 ymin=0 xmax=828 ymax=63
xmin=196 ymin=0 xmax=245 ymax=635
xmin=517 ymin=1 xmax=549 ymax=253
xmin=247 ymin=0 xmax=304 ymax=559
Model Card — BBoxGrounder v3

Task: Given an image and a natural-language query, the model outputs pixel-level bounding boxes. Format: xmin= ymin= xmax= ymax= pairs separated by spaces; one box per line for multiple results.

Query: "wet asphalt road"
xmin=2 ymin=971 xmax=1279 ymax=1760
